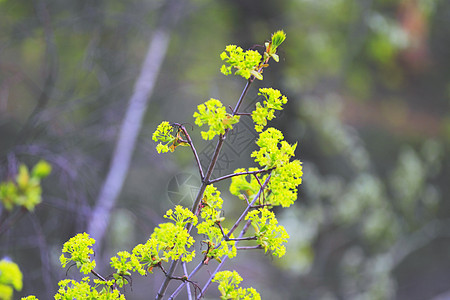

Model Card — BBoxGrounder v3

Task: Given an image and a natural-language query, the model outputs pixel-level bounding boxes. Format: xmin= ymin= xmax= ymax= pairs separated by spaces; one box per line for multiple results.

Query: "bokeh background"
xmin=1 ymin=0 xmax=450 ymax=299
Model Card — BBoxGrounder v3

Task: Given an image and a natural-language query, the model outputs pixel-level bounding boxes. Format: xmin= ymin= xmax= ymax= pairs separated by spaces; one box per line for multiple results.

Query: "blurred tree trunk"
xmin=87 ymin=0 xmax=186 ymax=253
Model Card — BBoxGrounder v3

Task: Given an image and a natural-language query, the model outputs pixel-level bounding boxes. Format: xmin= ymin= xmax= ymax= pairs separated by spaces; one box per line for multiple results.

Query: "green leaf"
xmin=229 ymin=168 xmax=267 ymax=201
xmin=271 ymin=30 xmax=286 ymax=48
xmin=271 ymin=53 xmax=279 ymax=62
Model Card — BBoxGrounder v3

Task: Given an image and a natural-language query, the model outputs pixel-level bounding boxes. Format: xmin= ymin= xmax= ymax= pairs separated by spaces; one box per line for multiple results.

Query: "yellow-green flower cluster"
xmin=197 ymin=185 xmax=236 ymax=263
xmin=198 ymin=185 xmax=224 ymax=224
xmin=152 ymin=121 xmax=176 ymax=153
xmin=252 ymin=128 xmax=296 ymax=169
xmin=193 ymin=98 xmax=240 ymax=140
xmin=0 ymin=259 xmax=22 ymax=300
xmin=251 ymin=128 xmax=302 ymax=207
xmin=110 ymin=251 xmax=141 ymax=288
xmin=246 ymin=207 xmax=289 ymax=257
xmin=220 ymin=45 xmax=263 ymax=80
xmin=252 ymin=88 xmax=288 ymax=132
xmin=213 ymin=270 xmax=261 ymax=300
xmin=59 ymin=208 xmax=198 ymax=291
xmin=132 ymin=238 xmax=166 ymax=275
xmin=267 ymin=159 xmax=302 ymax=207
xmin=0 ymin=160 xmax=51 ymax=211
xmin=54 ymin=277 xmax=125 ymax=300
xmin=155 ymin=206 xmax=197 ymax=262
xmin=127 ymin=205 xmax=198 ymax=274
xmin=60 ymin=232 xmax=96 ymax=275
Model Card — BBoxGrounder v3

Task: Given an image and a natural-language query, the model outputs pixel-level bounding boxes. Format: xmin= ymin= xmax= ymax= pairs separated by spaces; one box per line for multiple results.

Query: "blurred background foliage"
xmin=1 ymin=0 xmax=450 ymax=299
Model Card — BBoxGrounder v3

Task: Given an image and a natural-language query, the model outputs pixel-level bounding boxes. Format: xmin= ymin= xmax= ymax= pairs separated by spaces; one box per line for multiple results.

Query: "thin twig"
xmin=226 ymin=237 xmax=257 ymax=242
xmin=91 ymin=269 xmax=107 ymax=281
xmin=217 ymin=221 xmax=227 ymax=239
xmin=252 ymin=173 xmax=265 ymax=205
xmin=208 ymin=168 xmax=272 ymax=185
xmin=217 ymin=221 xmax=256 ymax=241
xmin=225 ymin=174 xmax=272 ymax=240
xmin=176 ymin=124 xmax=204 ymax=179
xmin=250 ymin=204 xmax=272 ymax=209
xmin=236 ymin=245 xmax=263 ymax=250
xmin=241 ymin=194 xmax=271 ymax=208
xmin=168 ymin=262 xmax=204 ymax=300
xmin=182 ymin=262 xmax=192 ymax=300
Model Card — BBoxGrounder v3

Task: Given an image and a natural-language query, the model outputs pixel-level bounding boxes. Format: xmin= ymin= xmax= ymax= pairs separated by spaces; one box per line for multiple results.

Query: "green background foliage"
xmin=1 ymin=0 xmax=450 ymax=299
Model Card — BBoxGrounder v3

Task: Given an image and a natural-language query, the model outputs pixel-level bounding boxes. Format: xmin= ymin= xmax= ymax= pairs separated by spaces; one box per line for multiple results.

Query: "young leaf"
xmin=271 ymin=30 xmax=286 ymax=48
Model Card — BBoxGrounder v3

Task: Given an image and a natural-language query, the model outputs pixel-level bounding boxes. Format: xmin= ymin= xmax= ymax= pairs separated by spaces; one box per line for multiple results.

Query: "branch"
xmin=252 ymin=172 xmax=266 ymax=205
xmin=168 ymin=262 xmax=204 ymax=300
xmin=236 ymin=245 xmax=262 ymax=250
xmin=175 ymin=124 xmax=204 ymax=179
xmin=226 ymin=174 xmax=271 ymax=240
xmin=91 ymin=269 xmax=107 ymax=282
xmin=216 ymin=221 xmax=256 ymax=241
xmin=208 ymin=167 xmax=273 ymax=185
xmin=87 ymin=1 xmax=185 ymax=253
xmin=156 ymin=75 xmax=254 ymax=300
xmin=181 ymin=262 xmax=192 ymax=300
xmin=226 ymin=237 xmax=257 ymax=242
